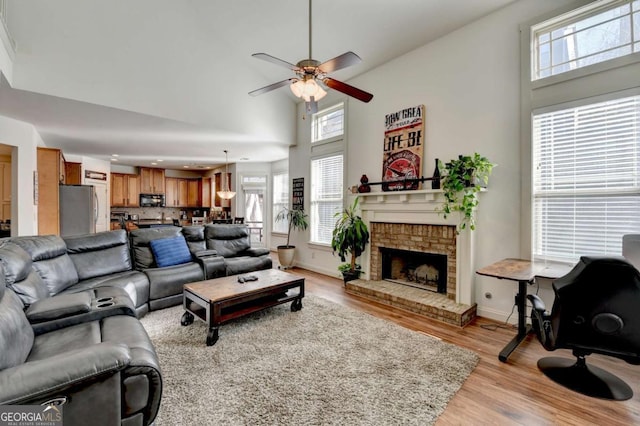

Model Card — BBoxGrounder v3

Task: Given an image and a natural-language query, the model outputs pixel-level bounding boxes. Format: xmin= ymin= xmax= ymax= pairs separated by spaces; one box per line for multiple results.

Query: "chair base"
xmin=538 ymin=356 xmax=633 ymax=401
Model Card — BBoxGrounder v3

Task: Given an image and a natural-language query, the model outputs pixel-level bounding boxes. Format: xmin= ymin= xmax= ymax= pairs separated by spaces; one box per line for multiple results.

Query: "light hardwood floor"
xmin=292 ymin=267 xmax=640 ymax=425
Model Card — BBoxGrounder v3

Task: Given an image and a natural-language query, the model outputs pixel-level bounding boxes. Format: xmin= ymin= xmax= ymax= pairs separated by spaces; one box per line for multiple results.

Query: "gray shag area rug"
xmin=141 ymin=295 xmax=479 ymax=425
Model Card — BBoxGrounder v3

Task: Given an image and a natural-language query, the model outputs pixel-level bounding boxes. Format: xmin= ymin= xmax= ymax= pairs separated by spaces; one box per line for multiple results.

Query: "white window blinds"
xmin=272 ymin=172 xmax=289 ymax=233
xmin=311 ymin=154 xmax=343 ymax=244
xmin=533 ymin=94 xmax=640 ymax=262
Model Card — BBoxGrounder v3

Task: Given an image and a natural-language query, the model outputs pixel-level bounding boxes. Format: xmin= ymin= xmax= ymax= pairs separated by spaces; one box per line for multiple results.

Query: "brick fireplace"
xmin=345 ymin=189 xmax=477 ymax=326
xmin=370 ymin=223 xmax=457 ymax=299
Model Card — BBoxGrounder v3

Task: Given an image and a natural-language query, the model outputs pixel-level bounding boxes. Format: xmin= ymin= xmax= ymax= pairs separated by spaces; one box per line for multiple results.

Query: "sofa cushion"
xmin=182 ymin=225 xmax=206 ymax=254
xmin=9 ymin=271 xmax=50 ymax=305
xmin=205 ymin=224 xmax=251 ymax=258
xmin=129 ymin=227 xmax=183 ymax=270
xmin=0 ymin=279 xmax=35 ymax=370
xmin=12 ymin=235 xmax=79 ymax=296
xmin=224 ymin=256 xmax=273 ymax=275
xmin=0 ymin=241 xmax=32 ymax=285
xmin=64 ymin=230 xmax=132 ymax=281
xmin=0 ymin=242 xmax=49 ymax=304
xmin=149 ymin=236 xmax=192 ymax=267
xmin=63 ymin=270 xmax=148 ymax=309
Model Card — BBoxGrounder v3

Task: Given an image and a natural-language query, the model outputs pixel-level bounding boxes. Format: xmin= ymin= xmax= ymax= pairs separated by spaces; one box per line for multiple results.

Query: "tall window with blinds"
xmin=272 ymin=172 xmax=289 ymax=234
xmin=310 ymin=154 xmax=343 ymax=244
xmin=532 ymin=94 xmax=640 ymax=262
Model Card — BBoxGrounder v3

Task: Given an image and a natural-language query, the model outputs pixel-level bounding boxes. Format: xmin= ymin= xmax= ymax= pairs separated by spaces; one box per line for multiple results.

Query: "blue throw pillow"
xmin=149 ymin=236 xmax=192 ymax=268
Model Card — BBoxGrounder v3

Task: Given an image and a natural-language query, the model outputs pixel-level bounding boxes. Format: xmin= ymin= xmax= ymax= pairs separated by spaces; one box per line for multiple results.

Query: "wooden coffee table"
xmin=180 ymin=269 xmax=305 ymax=346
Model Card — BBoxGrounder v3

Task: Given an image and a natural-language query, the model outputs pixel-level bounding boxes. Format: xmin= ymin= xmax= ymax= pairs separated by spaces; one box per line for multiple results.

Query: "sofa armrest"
xmin=25 ymin=292 xmax=92 ymax=323
xmin=193 ymin=249 xmax=218 ymax=259
xmin=242 ymin=247 xmax=270 ymax=257
xmin=0 ymin=343 xmax=131 ymax=405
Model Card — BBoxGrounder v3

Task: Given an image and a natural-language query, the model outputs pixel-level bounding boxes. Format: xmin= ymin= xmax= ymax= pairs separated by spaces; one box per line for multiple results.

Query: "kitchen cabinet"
xmin=187 ymin=179 xmax=201 ymax=207
xmin=201 ymin=177 xmax=211 ymax=208
xmin=111 ymin=173 xmax=140 ymax=207
xmin=165 ymin=177 xmax=201 ymax=207
xmin=165 ymin=177 xmax=178 ymax=207
xmin=37 ymin=147 xmax=64 ymax=235
xmin=65 ymin=162 xmax=82 ymax=184
xmin=140 ymin=167 xmax=165 ymax=194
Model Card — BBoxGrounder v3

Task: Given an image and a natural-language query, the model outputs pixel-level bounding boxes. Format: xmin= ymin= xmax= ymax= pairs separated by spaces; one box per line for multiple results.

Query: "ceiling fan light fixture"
xmin=290 ymin=78 xmax=326 ymax=102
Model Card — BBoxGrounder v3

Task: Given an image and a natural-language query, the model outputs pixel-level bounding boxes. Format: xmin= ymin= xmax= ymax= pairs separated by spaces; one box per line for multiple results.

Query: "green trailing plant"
xmin=439 ymin=153 xmax=495 ymax=231
xmin=331 ymin=197 xmax=370 ymax=275
xmin=275 ymin=207 xmax=309 ymax=247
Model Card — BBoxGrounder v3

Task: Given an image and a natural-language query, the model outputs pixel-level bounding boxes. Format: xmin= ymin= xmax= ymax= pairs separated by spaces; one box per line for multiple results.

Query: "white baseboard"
xmin=291 ymin=261 xmax=341 ymax=280
xmin=476 ymin=306 xmax=522 ymax=325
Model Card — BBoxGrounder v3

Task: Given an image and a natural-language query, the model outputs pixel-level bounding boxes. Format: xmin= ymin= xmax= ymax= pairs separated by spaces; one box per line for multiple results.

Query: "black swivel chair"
xmin=527 ymin=256 xmax=640 ymax=401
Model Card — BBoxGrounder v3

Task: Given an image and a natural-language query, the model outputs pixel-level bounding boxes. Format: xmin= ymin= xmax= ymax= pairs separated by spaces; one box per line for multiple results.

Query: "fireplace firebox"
xmin=380 ymin=248 xmax=447 ymax=293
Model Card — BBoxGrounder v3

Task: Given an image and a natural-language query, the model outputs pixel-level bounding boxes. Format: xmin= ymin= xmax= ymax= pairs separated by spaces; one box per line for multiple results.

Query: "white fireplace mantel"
xmin=355 ymin=189 xmax=476 ymax=306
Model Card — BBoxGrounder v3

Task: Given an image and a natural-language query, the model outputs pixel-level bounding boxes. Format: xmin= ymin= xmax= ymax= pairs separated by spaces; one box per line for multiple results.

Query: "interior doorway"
xmin=241 ymin=175 xmax=266 ymax=246
xmin=0 ymin=143 xmax=12 ymax=236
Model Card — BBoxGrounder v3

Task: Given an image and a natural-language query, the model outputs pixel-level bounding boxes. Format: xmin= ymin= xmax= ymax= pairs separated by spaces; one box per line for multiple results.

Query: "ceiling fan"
xmin=249 ymin=0 xmax=373 ymax=113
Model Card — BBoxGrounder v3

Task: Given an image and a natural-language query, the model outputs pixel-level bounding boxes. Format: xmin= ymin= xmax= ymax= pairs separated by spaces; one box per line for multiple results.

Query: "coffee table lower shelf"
xmin=181 ymin=270 xmax=305 ymax=346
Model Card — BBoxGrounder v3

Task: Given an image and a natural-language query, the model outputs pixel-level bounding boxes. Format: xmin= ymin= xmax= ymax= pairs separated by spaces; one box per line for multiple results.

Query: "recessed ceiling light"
xmin=111 ymin=154 xmax=119 ymax=157
xmin=111 ymin=158 xmax=118 ymax=161
xmin=151 ymin=162 xmax=157 ymax=165
xmin=157 ymin=159 xmax=163 ymax=162
xmin=183 ymin=165 xmax=189 ymax=168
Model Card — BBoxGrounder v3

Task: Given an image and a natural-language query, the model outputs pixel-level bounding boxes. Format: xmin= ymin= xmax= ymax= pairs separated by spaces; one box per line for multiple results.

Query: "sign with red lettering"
xmin=381 ymin=105 xmax=425 ymax=191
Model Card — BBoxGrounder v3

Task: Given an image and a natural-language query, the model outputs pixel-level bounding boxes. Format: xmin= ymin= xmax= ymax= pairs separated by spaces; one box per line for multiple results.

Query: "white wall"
xmin=0 ymin=18 xmax=14 ymax=85
xmin=288 ymin=0 xmax=576 ymax=320
xmin=0 ymin=114 xmax=39 ymax=235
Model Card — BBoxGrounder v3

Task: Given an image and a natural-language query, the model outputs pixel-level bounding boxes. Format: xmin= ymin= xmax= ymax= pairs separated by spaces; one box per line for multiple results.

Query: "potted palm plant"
xmin=275 ymin=207 xmax=309 ymax=269
xmin=439 ymin=153 xmax=495 ymax=231
xmin=331 ymin=197 xmax=370 ymax=283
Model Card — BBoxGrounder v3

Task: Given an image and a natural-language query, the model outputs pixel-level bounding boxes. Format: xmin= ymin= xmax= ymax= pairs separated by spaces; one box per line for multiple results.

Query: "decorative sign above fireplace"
xmin=381 ymin=104 xmax=425 ymax=192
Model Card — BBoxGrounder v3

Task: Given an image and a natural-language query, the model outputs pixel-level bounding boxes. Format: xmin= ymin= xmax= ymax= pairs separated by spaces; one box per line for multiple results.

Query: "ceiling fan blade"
xmin=251 ymin=53 xmax=300 ymax=71
xmin=318 ymin=51 xmax=362 ymax=74
xmin=249 ymin=78 xmax=298 ymax=97
xmin=323 ymin=77 xmax=374 ymax=103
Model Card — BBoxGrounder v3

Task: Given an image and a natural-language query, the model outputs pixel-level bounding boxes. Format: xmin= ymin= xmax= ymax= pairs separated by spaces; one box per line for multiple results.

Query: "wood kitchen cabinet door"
xmin=187 ymin=179 xmax=201 ymax=207
xmin=140 ymin=167 xmax=165 ymax=193
xmin=177 ymin=179 xmax=189 ymax=207
xmin=165 ymin=177 xmax=178 ymax=207
xmin=37 ymin=147 xmax=63 ymax=235
xmin=111 ymin=173 xmax=139 ymax=207
xmin=126 ymin=174 xmax=140 ymax=206
xmin=65 ymin=162 xmax=82 ymax=185
xmin=111 ymin=174 xmax=126 ymax=206
xmin=201 ymin=177 xmax=211 ymax=208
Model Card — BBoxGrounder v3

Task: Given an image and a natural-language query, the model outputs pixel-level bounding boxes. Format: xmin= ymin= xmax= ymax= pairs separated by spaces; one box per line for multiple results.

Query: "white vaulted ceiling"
xmin=0 ymin=0 xmax=516 ymax=168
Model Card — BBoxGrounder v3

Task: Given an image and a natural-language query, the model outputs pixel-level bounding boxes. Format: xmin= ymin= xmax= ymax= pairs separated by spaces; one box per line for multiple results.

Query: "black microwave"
xmin=140 ymin=194 xmax=165 ymax=207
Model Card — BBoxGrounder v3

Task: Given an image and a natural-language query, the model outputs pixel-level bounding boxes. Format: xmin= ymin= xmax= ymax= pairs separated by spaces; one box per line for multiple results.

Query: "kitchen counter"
xmin=136 ymin=219 xmax=177 ymax=228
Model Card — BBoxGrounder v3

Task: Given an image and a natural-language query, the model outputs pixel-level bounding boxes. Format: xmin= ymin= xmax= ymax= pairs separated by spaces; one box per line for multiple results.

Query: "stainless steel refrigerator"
xmin=59 ymin=184 xmax=97 ymax=236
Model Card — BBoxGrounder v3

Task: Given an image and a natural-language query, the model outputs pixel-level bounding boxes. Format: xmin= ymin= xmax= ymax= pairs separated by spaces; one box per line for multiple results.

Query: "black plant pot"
xmin=342 ymin=270 xmax=362 ymax=284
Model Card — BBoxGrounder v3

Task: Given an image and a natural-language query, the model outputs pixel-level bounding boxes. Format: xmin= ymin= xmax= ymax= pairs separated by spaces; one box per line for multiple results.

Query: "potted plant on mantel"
xmin=438 ymin=153 xmax=495 ymax=232
xmin=331 ymin=197 xmax=370 ymax=284
xmin=275 ymin=207 xmax=309 ymax=269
